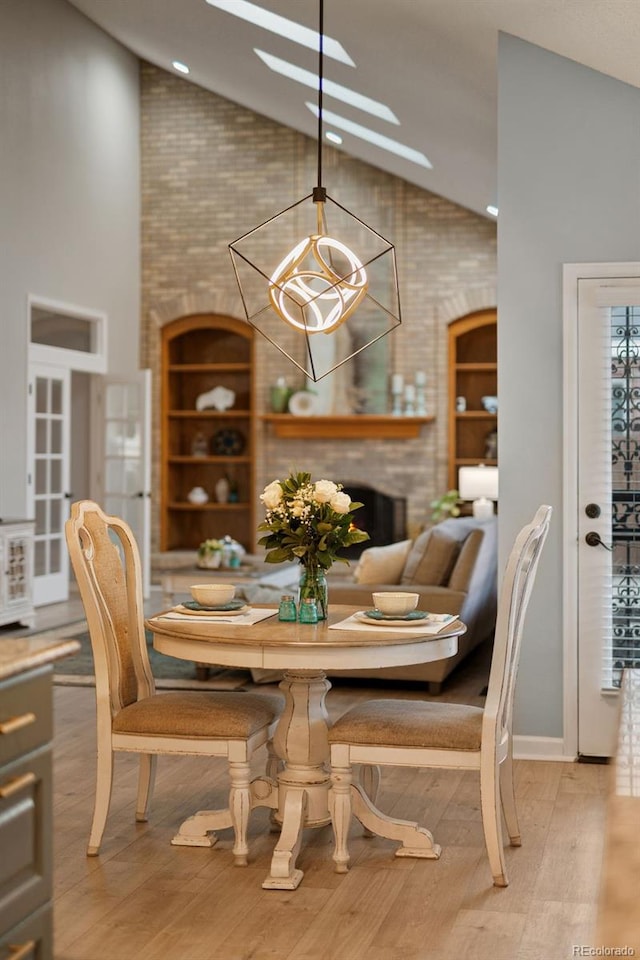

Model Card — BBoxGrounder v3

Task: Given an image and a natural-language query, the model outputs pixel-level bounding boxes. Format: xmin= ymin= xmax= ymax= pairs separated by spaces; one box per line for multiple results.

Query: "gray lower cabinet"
xmin=0 ymin=666 xmax=53 ymax=960
xmin=0 ymin=521 xmax=35 ymax=630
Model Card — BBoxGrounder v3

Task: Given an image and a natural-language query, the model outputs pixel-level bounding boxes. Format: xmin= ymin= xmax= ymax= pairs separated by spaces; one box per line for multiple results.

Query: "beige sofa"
xmin=326 ymin=515 xmax=498 ymax=693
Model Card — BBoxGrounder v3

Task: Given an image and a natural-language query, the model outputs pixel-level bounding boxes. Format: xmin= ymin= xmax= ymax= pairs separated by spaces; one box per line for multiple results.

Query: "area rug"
xmin=51 ymin=622 xmax=250 ymax=691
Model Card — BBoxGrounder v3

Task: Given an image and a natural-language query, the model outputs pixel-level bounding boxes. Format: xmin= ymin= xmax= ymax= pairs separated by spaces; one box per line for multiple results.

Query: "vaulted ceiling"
xmin=67 ymin=0 xmax=640 ymax=218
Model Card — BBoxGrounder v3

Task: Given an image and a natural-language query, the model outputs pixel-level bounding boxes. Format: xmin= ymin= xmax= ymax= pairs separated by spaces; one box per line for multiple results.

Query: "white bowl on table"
xmin=372 ymin=591 xmax=419 ymax=617
xmin=190 ymin=583 xmax=236 ymax=606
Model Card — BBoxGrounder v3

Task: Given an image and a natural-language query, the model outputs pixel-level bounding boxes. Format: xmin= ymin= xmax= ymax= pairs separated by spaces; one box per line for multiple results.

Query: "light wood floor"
xmin=22 ymin=589 xmax=608 ymax=959
xmin=51 ymin=679 xmax=609 ymax=960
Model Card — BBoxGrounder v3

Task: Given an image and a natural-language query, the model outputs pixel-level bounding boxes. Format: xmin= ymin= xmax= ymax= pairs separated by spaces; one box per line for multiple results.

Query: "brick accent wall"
xmin=140 ymin=62 xmax=496 ymax=552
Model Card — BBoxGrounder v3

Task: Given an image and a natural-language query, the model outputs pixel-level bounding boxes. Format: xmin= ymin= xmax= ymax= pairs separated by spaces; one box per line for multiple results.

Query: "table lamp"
xmin=458 ymin=465 xmax=498 ymax=519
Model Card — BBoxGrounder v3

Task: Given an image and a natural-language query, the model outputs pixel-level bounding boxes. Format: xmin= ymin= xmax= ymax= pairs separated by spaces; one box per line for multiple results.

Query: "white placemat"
xmin=155 ymin=608 xmax=277 ymax=625
xmin=329 ymin=612 xmax=458 ymax=636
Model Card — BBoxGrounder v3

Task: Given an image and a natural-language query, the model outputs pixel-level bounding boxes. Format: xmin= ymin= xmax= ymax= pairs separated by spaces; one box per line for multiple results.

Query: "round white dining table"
xmin=146 ymin=604 xmax=465 ymax=890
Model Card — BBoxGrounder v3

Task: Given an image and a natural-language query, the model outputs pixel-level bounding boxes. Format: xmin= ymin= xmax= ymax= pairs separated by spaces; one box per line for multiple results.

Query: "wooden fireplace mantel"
xmin=261 ymin=414 xmax=434 ymax=440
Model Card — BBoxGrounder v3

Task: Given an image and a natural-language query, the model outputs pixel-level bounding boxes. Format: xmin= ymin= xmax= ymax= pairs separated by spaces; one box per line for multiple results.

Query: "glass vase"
xmin=298 ymin=564 xmax=328 ymax=621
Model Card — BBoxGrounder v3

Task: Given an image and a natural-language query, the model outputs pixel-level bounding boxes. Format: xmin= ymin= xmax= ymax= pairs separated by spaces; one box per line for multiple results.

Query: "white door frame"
xmin=563 ymin=261 xmax=640 ymax=758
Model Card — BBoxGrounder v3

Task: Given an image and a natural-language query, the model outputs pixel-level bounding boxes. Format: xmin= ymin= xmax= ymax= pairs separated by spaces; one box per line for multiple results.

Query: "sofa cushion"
xmin=400 ymin=526 xmax=460 ymax=586
xmin=448 ymin=528 xmax=484 ymax=592
xmin=354 ymin=539 xmax=412 ymax=585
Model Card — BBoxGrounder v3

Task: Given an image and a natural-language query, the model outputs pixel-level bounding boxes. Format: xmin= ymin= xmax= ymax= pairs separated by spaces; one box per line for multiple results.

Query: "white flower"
xmin=291 ymin=499 xmax=306 ymax=517
xmin=330 ymin=491 xmax=351 ymax=514
xmin=314 ymin=479 xmax=338 ymax=503
xmin=260 ymin=480 xmax=282 ymax=510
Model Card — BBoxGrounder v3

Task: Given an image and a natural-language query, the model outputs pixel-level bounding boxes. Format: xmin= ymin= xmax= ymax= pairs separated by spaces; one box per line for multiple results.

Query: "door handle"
xmin=585 ymin=531 xmax=613 ymax=550
xmin=132 ymin=491 xmax=151 ymax=499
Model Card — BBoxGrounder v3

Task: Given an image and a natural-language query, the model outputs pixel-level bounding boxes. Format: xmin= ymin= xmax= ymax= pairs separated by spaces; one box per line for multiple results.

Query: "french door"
xmin=93 ymin=371 xmax=152 ymax=597
xmin=28 ymin=363 xmax=71 ymax=606
xmin=573 ymin=271 xmax=640 ymax=756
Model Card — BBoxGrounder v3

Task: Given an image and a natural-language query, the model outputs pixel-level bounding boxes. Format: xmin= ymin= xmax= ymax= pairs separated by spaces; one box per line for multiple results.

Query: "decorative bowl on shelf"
xmin=288 ymin=390 xmax=320 ymax=416
xmin=212 ymin=428 xmax=245 ymax=455
xmin=187 ymin=486 xmax=208 ymax=505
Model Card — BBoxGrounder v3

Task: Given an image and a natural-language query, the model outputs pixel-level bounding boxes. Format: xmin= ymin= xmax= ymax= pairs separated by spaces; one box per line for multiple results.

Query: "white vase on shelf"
xmin=215 ymin=476 xmax=230 ymax=503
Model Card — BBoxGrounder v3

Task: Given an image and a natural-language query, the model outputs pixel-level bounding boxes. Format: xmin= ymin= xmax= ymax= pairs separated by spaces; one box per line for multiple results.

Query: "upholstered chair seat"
xmin=112 ymin=692 xmax=283 ymax=739
xmin=329 ymin=699 xmax=484 ymax=751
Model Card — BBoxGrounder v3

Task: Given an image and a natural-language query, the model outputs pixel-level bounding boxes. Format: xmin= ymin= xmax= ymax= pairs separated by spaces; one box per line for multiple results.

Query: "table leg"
xmin=262 ymin=669 xmax=332 ymax=890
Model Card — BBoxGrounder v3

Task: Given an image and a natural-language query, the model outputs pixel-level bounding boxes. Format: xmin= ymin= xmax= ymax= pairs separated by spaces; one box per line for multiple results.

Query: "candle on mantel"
xmin=404 ymin=383 xmax=416 ymax=415
xmin=391 ymin=373 xmax=404 ymax=394
xmin=414 ymin=371 xmax=427 ymax=415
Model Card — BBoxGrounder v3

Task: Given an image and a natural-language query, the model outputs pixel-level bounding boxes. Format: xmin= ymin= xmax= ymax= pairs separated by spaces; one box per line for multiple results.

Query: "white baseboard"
xmin=512 ymin=735 xmax=576 ymax=761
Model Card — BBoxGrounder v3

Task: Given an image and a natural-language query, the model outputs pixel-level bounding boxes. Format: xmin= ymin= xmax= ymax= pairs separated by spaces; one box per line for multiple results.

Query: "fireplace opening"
xmin=342 ymin=484 xmax=407 ymax=559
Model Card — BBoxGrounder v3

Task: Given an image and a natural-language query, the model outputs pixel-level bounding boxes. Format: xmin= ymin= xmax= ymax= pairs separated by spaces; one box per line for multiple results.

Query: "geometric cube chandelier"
xmin=229 ymin=0 xmax=401 ymax=382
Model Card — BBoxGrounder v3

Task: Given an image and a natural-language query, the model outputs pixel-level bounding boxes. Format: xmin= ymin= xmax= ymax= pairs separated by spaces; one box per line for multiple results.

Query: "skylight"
xmin=306 ymin=103 xmax=432 ymax=170
xmin=254 ymin=49 xmax=398 ymax=124
xmin=205 ymin=0 xmax=355 ymax=66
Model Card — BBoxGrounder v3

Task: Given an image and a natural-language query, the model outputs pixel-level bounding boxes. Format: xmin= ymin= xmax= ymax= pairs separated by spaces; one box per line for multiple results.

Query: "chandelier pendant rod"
xmin=314 ymin=0 xmax=326 ymax=232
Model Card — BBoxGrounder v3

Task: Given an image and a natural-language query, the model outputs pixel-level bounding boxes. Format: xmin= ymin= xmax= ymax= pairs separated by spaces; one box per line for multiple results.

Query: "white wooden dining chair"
xmin=65 ymin=500 xmax=282 ymax=863
xmin=328 ymin=504 xmax=552 ymax=887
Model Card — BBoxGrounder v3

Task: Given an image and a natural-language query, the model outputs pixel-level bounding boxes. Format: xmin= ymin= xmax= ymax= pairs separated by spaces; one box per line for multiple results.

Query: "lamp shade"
xmin=458 ymin=466 xmax=499 ymax=502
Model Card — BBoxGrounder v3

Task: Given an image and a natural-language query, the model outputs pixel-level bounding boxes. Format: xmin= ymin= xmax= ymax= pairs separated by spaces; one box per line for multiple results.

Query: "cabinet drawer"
xmin=0 ymin=902 xmax=52 ymax=960
xmin=0 ymin=670 xmax=51 ymax=768
xmin=0 ymin=748 xmax=51 ymax=939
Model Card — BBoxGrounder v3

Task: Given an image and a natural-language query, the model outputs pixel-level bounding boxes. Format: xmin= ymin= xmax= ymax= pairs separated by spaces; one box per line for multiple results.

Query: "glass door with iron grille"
xmin=577 ymin=278 xmax=640 ymax=756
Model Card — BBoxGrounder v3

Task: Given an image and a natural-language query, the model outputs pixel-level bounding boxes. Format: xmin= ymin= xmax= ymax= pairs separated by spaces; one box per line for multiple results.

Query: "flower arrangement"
xmin=197 ymin=538 xmax=224 ymax=568
xmin=258 ymin=471 xmax=369 ymax=570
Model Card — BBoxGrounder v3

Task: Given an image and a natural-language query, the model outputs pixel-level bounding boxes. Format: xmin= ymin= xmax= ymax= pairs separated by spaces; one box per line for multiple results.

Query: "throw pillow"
xmin=354 ymin=539 xmax=412 ymax=585
xmin=448 ymin=529 xmax=484 ymax=592
xmin=400 ymin=526 xmax=460 ymax=586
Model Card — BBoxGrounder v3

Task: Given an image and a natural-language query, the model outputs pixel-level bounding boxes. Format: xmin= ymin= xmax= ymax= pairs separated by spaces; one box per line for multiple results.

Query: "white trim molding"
xmin=513 ymin=735 xmax=575 ymax=762
xmin=28 ymin=294 xmax=107 ymax=374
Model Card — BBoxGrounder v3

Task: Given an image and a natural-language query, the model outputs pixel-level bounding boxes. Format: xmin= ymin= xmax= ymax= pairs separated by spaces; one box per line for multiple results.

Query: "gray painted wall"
xmin=498 ymin=34 xmax=640 ymax=739
xmin=0 ymin=0 xmax=140 ymax=516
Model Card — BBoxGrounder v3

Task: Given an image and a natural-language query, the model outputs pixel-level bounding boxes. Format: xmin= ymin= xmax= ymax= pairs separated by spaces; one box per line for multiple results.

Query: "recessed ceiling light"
xmin=254 ymin=49 xmax=398 ymax=124
xmin=306 ymin=103 xmax=432 ymax=169
xmin=205 ymin=0 xmax=355 ymax=66
xmin=325 ymin=131 xmax=342 ymax=145
xmin=172 ymin=60 xmax=190 ymax=75
xmin=486 ymin=205 xmax=498 ymax=217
